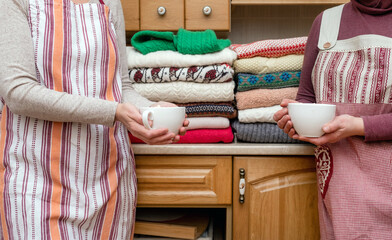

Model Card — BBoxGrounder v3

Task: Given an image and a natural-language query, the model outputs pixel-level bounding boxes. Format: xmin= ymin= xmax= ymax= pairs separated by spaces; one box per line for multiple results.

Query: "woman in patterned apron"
xmin=0 ymin=0 xmax=187 ymax=238
xmin=275 ymin=0 xmax=392 ymax=239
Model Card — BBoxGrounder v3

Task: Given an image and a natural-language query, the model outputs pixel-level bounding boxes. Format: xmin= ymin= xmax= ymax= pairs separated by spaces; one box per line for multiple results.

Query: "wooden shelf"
xmin=231 ymin=0 xmax=348 ymax=5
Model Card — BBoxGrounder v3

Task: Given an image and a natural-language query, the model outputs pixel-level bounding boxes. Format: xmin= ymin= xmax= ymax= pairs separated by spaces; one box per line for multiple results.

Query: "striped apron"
xmin=0 ymin=0 xmax=137 ymax=239
xmin=313 ymin=5 xmax=392 ymax=239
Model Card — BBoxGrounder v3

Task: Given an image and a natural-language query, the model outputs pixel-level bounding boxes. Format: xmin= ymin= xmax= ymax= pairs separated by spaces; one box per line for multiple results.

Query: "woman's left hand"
xmin=150 ymin=101 xmax=189 ymax=142
xmin=293 ymin=114 xmax=364 ymax=145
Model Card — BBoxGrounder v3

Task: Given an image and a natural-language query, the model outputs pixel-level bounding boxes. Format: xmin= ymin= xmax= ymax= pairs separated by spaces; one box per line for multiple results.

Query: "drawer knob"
xmin=157 ymin=6 xmax=166 ymax=16
xmin=203 ymin=6 xmax=212 ymax=16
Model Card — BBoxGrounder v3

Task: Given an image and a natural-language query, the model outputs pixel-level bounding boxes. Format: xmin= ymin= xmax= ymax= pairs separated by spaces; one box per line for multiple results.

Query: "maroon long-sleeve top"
xmin=296 ymin=0 xmax=392 ymax=141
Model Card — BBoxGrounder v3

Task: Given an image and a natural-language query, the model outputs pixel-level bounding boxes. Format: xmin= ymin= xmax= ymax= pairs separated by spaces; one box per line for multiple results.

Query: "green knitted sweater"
xmin=131 ymin=28 xmax=231 ymax=55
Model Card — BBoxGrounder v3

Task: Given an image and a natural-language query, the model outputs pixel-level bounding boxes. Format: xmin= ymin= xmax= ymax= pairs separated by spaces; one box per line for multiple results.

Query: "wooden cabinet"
xmin=140 ymin=0 xmax=184 ymax=31
xmin=134 ymin=152 xmax=320 ymax=240
xmin=121 ymin=0 xmax=231 ymax=31
xmin=233 ymin=156 xmax=320 ymax=240
xmin=120 ymin=0 xmax=139 ymax=31
xmin=135 ymin=155 xmax=232 ymax=206
xmin=185 ymin=0 xmax=231 ymax=31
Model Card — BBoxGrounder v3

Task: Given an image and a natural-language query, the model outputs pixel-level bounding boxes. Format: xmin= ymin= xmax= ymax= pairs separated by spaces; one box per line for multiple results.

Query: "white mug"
xmin=288 ymin=103 xmax=336 ymax=137
xmin=140 ymin=107 xmax=186 ymax=134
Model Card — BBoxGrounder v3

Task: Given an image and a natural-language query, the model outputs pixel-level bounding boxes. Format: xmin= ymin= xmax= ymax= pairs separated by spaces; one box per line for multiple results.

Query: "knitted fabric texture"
xmin=176 ymin=102 xmax=237 ymax=119
xmin=129 ymin=64 xmax=233 ymax=83
xmin=232 ymin=120 xmax=303 ymax=143
xmin=186 ymin=117 xmax=230 ymax=130
xmin=230 ymin=36 xmax=307 ymax=59
xmin=234 ymin=55 xmax=304 ymax=75
xmin=131 ymin=30 xmax=176 ymax=55
xmin=235 ymin=87 xmax=298 ymax=110
xmin=238 ymin=105 xmax=282 ymax=123
xmin=174 ymin=29 xmax=231 ymax=55
xmin=132 ymin=81 xmax=235 ymax=103
xmin=237 ymin=71 xmax=301 ymax=92
xmin=127 ymin=47 xmax=237 ymax=68
xmin=129 ymin=127 xmax=234 ymax=144
xmin=131 ymin=28 xmax=231 ymax=55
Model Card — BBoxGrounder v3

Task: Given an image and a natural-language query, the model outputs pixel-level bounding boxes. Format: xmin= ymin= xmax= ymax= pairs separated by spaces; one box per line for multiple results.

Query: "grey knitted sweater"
xmin=232 ymin=120 xmax=304 ymax=144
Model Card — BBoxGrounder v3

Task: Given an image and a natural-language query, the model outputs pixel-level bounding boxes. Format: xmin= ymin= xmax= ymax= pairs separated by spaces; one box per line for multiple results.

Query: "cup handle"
xmin=142 ymin=110 xmax=154 ymax=130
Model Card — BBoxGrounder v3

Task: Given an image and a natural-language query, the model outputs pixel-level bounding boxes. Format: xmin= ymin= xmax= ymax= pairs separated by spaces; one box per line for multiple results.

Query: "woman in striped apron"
xmin=0 ymin=0 xmax=185 ymax=238
xmin=275 ymin=0 xmax=392 ymax=239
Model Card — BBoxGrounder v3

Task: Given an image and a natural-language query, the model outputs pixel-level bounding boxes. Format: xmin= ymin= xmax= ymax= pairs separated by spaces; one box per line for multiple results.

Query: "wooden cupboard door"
xmin=121 ymin=0 xmax=139 ymax=31
xmin=233 ymin=156 xmax=320 ymax=240
xmin=140 ymin=0 xmax=184 ymax=31
xmin=185 ymin=0 xmax=230 ymax=31
xmin=135 ymin=155 xmax=232 ymax=205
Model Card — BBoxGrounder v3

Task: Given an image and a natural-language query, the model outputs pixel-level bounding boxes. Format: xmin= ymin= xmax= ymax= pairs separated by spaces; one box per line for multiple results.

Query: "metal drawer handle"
xmin=203 ymin=6 xmax=212 ymax=16
xmin=239 ymin=168 xmax=245 ymax=204
xmin=157 ymin=6 xmax=166 ymax=16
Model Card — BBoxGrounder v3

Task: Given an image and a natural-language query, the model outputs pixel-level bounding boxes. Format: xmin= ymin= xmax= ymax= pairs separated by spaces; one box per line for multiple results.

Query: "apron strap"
xmin=99 ymin=0 xmax=104 ymax=4
xmin=318 ymin=4 xmax=344 ymax=50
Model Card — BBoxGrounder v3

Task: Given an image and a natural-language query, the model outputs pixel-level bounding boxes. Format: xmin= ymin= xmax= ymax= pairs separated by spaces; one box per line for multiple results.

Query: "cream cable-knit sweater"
xmin=0 ymin=0 xmax=154 ymax=127
xmin=132 ymin=81 xmax=236 ymax=103
xmin=233 ymin=54 xmax=304 ymax=75
xmin=127 ymin=46 xmax=237 ymax=68
xmin=238 ymin=105 xmax=282 ymax=123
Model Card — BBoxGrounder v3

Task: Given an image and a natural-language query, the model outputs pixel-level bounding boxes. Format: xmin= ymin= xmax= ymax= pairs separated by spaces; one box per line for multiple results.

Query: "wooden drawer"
xmin=140 ymin=0 xmax=184 ymax=31
xmin=185 ymin=0 xmax=230 ymax=31
xmin=135 ymin=155 xmax=232 ymax=205
xmin=120 ymin=0 xmax=139 ymax=31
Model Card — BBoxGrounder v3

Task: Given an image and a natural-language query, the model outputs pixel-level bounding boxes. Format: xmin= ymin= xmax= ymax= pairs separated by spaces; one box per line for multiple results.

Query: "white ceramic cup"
xmin=287 ymin=103 xmax=336 ymax=137
xmin=140 ymin=107 xmax=186 ymax=134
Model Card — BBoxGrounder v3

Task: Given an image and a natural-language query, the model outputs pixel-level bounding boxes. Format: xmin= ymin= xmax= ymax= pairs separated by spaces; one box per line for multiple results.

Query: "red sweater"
xmin=296 ymin=0 xmax=392 ymax=141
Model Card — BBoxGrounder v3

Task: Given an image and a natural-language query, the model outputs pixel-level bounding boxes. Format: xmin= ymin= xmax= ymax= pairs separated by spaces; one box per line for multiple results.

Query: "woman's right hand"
xmin=115 ymin=103 xmax=175 ymax=145
xmin=273 ymin=99 xmax=299 ymax=138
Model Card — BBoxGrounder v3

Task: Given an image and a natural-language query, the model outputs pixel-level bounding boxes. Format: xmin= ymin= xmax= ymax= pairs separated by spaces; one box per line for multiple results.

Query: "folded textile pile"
xmin=230 ymin=37 xmax=307 ymax=143
xmin=129 ymin=127 xmax=234 ymax=144
xmin=132 ymin=28 xmax=231 ymax=55
xmin=128 ymin=29 xmax=237 ymax=144
xmin=231 ymin=121 xmax=302 ymax=143
xmin=230 ymin=36 xmax=307 ymax=59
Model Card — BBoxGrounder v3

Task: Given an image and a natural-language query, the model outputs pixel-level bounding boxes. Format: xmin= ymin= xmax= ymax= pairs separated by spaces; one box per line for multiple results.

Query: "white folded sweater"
xmin=127 ymin=47 xmax=238 ymax=68
xmin=133 ymin=81 xmax=235 ymax=103
xmin=186 ymin=117 xmax=230 ymax=130
xmin=238 ymin=105 xmax=282 ymax=123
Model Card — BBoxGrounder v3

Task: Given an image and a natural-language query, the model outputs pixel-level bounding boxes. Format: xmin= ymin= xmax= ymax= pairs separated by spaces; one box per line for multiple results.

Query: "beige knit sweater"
xmin=0 ymin=0 xmax=154 ymax=127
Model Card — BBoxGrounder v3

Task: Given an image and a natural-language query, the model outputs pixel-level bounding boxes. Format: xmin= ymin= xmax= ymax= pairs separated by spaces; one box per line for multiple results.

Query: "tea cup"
xmin=140 ymin=107 xmax=186 ymax=134
xmin=287 ymin=103 xmax=336 ymax=137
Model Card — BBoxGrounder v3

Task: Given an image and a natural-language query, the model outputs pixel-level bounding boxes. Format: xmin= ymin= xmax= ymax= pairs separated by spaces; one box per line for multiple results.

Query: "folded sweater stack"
xmin=128 ymin=29 xmax=237 ymax=144
xmin=230 ymin=37 xmax=307 ymax=143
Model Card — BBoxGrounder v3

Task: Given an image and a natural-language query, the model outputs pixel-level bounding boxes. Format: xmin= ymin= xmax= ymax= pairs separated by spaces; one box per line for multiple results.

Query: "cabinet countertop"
xmin=132 ymin=143 xmax=315 ymax=155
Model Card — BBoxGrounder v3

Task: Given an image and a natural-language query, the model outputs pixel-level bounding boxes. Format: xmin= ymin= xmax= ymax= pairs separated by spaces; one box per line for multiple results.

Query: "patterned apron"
xmin=0 ymin=0 xmax=137 ymax=239
xmin=313 ymin=5 xmax=392 ymax=239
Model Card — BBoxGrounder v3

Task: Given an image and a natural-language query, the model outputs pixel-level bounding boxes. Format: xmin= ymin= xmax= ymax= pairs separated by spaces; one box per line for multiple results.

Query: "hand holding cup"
xmin=287 ymin=103 xmax=336 ymax=138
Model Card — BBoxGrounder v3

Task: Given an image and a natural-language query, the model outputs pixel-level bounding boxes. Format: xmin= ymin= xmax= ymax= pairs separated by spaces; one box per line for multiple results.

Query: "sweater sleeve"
xmin=0 ymin=0 xmax=123 ymax=127
xmin=109 ymin=0 xmax=156 ymax=108
xmin=362 ymin=114 xmax=392 ymax=142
